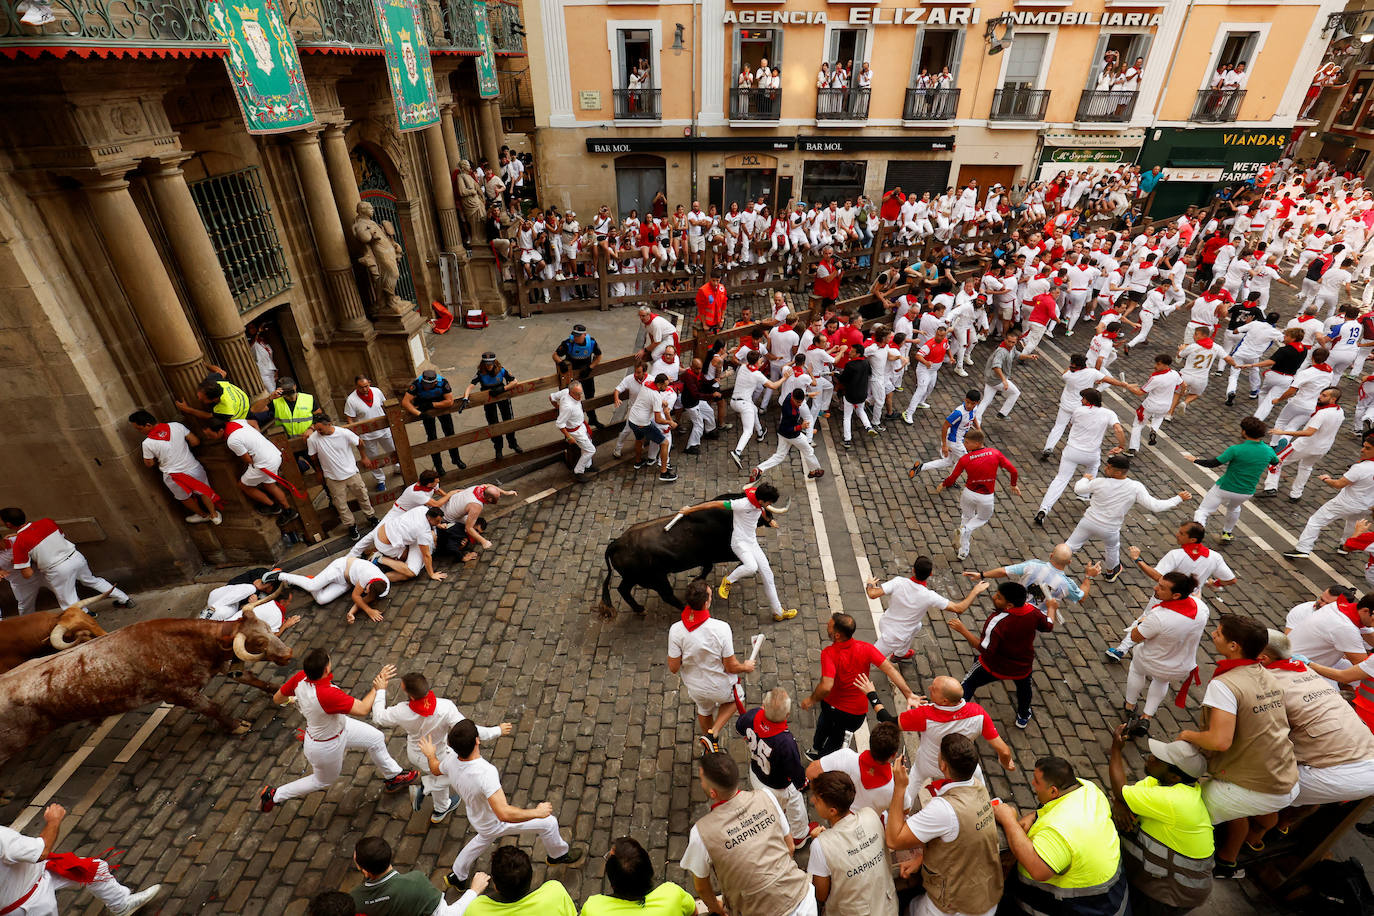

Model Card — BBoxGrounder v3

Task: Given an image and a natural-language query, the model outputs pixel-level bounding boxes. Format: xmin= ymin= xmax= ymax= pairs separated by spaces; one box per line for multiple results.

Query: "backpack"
xmin=1297 ymin=858 xmax=1374 ymax=915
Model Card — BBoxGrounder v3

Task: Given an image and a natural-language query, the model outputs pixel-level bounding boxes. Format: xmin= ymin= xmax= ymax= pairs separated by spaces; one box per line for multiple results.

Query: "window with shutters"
xmin=189 ymin=168 xmax=292 ymax=314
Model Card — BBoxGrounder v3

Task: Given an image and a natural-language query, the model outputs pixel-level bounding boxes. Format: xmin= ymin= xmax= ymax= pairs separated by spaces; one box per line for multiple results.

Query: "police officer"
xmin=553 ymin=323 xmax=604 ymax=427
xmin=402 ymin=369 xmax=466 ymax=474
xmin=261 ymin=377 xmax=320 ymax=437
xmin=461 ymin=352 xmax=522 ymax=460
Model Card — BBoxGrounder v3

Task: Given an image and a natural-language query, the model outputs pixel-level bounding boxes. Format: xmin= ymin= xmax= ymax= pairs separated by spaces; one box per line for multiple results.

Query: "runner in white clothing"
xmin=1103 ymin=354 xmax=1181 ymax=454
xmin=277 ymin=555 xmax=391 ymax=623
xmin=1117 ymin=571 xmax=1210 ymax=739
xmin=1262 ymin=388 xmax=1344 ymax=498
xmin=1066 ymin=455 xmax=1191 ymax=577
xmin=678 ymin=483 xmax=797 ymax=622
xmin=864 ymin=555 xmax=988 ymax=660
xmin=1035 ymin=389 xmax=1127 ymax=524
xmin=1169 ymin=326 xmax=1222 ymax=419
xmin=1041 ymin=355 xmax=1106 ymax=458
xmin=669 ymin=581 xmax=756 ymax=753
xmin=1286 ymin=441 xmax=1374 ymax=556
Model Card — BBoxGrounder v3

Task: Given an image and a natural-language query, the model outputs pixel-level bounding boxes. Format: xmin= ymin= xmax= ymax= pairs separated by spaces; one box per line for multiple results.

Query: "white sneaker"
xmin=21 ymin=2 xmax=54 ymax=24
xmin=186 ymin=514 xmax=210 ymax=524
xmin=954 ymin=368 xmax=968 ymax=377
xmin=111 ymin=885 xmax=162 ymax=915
xmin=612 ymin=448 xmax=622 ymax=459
xmin=210 ymin=512 xmax=223 ymax=526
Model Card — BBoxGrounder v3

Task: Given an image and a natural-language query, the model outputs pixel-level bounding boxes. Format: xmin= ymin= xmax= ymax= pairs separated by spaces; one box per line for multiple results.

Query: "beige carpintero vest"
xmin=1206 ymin=663 xmax=1298 ymax=793
xmin=695 ymin=790 xmax=810 ymax=916
xmin=812 ymin=807 xmax=897 ymax=915
xmin=1271 ymin=664 xmax=1374 ymax=768
xmin=921 ymin=783 xmax=1003 ymax=915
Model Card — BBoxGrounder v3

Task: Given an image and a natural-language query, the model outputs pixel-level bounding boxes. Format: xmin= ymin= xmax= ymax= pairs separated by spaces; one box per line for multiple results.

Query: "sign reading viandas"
xmin=373 ymin=0 xmax=440 ymax=131
xmin=208 ymin=0 xmax=315 ymax=134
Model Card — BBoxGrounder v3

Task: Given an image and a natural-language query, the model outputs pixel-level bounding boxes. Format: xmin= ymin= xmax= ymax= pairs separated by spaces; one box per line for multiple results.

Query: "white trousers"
xmin=920 ymin=441 xmax=967 ymax=474
xmin=756 ymin=434 xmax=820 ymax=474
xmin=1129 ymin=407 xmax=1167 ymax=450
xmin=1040 ymin=448 xmax=1100 ymax=514
xmin=842 ymin=400 xmax=871 ymax=441
xmin=687 ymin=402 xmax=716 ymax=448
xmin=451 ymin=815 xmax=569 ymax=880
xmin=567 ymin=426 xmax=595 ymax=473
xmin=280 ymin=557 xmax=355 ymax=606
xmin=1294 ymin=759 xmax=1374 ymax=805
xmin=1194 ymin=485 xmax=1249 ymax=533
xmin=732 ymin=399 xmax=763 ymax=454
xmin=907 ymin=367 xmax=940 ymax=414
xmin=1296 ymin=498 xmax=1367 ymax=553
xmin=1022 ymin=322 xmax=1051 ymax=354
xmin=958 ymin=490 xmax=995 ymax=553
xmin=868 ymin=378 xmax=889 ymax=426
xmin=813 ymin=378 xmax=835 ymax=415
xmin=875 ymin=609 xmax=926 ymax=659
xmin=20 ymin=859 xmax=136 ymax=916
xmin=1126 ymin=312 xmax=1157 ymax=348
xmin=751 ymin=771 xmax=811 ymax=842
xmin=1067 ymin=517 xmax=1122 ymax=569
xmin=273 ymin=718 xmax=403 ymax=803
xmin=725 ymin=537 xmax=783 ymax=615
xmin=1044 ymin=406 xmax=1075 ymax=452
xmin=43 ymin=551 xmax=127 ymax=608
xmin=1125 ymin=660 xmax=1185 ymax=717
xmin=977 ymin=382 xmax=1020 ymax=420
xmin=4 ymin=568 xmax=48 ymax=613
xmin=1253 ymin=373 xmax=1291 ymax=420
xmin=359 ymin=433 xmax=395 ymax=486
xmin=1264 ymin=447 xmax=1322 ymax=497
xmin=1063 ymin=291 xmax=1089 ymax=332
xmin=1226 ymin=363 xmax=1262 ymax=397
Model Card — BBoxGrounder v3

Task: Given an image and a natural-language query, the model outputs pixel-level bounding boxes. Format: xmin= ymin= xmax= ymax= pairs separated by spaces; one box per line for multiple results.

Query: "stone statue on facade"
xmin=352 ymin=200 xmax=406 ymax=310
xmin=456 ymin=159 xmax=486 ymax=240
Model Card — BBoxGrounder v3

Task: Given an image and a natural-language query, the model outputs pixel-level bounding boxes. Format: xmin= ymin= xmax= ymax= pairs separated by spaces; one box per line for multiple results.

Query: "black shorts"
xmin=1126 ymin=289 xmax=1146 ymax=304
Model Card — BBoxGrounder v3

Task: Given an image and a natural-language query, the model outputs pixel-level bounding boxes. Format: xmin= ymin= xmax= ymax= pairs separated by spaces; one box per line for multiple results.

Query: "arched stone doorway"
xmin=350 ymin=145 xmax=418 ymax=304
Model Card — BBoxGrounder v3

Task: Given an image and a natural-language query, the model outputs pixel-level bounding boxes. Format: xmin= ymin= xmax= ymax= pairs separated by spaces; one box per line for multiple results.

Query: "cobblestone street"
xmin=5 ymin=280 xmax=1374 ymax=914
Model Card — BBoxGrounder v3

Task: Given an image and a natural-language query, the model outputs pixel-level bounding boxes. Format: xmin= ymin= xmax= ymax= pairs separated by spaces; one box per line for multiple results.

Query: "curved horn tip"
xmin=49 ymin=625 xmax=76 ymax=650
xmin=232 ymin=633 xmax=265 ymax=662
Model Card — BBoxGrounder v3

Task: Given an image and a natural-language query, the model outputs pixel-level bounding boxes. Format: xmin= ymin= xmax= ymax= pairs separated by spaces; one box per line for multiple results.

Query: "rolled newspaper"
xmin=664 ymin=512 xmax=685 ymax=531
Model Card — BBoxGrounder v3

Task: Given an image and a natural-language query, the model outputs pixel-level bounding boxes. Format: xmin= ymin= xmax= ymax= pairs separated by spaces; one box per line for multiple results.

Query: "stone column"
xmin=288 ymin=129 xmax=372 ymax=330
xmin=320 ymin=123 xmax=363 ymax=248
xmin=440 ymin=104 xmax=462 ymax=169
xmin=424 ymin=123 xmax=463 ymax=253
xmin=83 ymin=176 xmax=207 ymax=401
xmin=143 ymin=158 xmax=262 ymax=395
xmin=477 ymin=97 xmax=504 ymax=165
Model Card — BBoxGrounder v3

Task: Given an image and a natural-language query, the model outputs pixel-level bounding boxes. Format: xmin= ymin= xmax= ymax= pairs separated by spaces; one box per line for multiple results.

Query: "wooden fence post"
xmin=268 ymin=431 xmax=325 ymax=544
xmin=597 ymin=247 xmax=610 ymax=311
xmin=386 ymin=404 xmax=418 ymax=484
xmin=868 ymin=222 xmax=887 ymax=287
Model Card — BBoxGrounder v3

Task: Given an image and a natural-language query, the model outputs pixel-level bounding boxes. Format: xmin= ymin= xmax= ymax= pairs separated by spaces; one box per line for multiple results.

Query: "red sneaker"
xmin=259 ymin=786 xmax=276 ymax=813
xmin=384 ymin=770 xmax=420 ymax=793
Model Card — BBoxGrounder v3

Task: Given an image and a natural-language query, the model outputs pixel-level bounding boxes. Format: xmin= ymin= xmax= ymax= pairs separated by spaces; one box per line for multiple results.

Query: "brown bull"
xmin=0 ymin=595 xmax=107 ymax=674
xmin=0 ymin=607 xmax=291 ymax=763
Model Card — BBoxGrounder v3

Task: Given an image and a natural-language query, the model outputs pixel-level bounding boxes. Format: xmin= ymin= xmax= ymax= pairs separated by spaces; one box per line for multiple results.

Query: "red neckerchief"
xmin=857 ymin=750 xmax=893 ymax=789
xmin=473 ymin=484 xmax=488 ymax=503
xmin=792 ymin=366 xmax=806 ymax=377
xmin=709 ymin=791 xmax=740 ymax=810
xmin=1158 ymin=596 xmax=1199 ymax=619
xmin=357 ymin=388 xmax=376 ymax=407
xmin=1291 ymin=342 xmax=1309 ymax=353
xmin=910 ymin=577 xmax=928 ymax=585
xmin=415 ymin=483 xmax=435 ymax=493
xmin=1181 ymin=542 xmax=1210 ymax=560
xmin=408 ymin=691 xmax=438 ymax=716
xmin=1005 ymin=603 xmax=1037 ymax=617
xmin=1313 ymin=403 xmax=1340 ymax=412
xmin=1298 ymin=315 xmax=1319 ymax=324
xmin=752 ymin=712 xmax=788 ymax=739
xmin=925 ymin=778 xmax=954 ymax=797
xmin=1195 ymin=337 xmax=1215 ymax=349
xmin=1150 ymin=368 xmax=1173 ymax=378
xmin=225 ymin=420 xmax=246 ymax=435
xmin=745 ymin=488 xmax=764 ymax=510
xmin=1312 ymin=363 xmax=1333 ymax=373
xmin=999 ymin=341 xmax=1015 ymax=350
xmin=1337 ymin=597 xmax=1362 ymax=628
xmin=1264 ymin=659 xmax=1308 ymax=673
xmin=1213 ymin=658 xmax=1260 ymax=677
xmin=681 ymin=606 xmax=711 ymax=632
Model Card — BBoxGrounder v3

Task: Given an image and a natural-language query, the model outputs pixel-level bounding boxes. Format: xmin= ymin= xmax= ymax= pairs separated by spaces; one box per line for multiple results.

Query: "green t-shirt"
xmin=1121 ymin=777 xmax=1215 ymax=860
xmin=468 ymin=882 xmax=578 ymax=916
xmin=580 ymin=883 xmax=697 ymax=916
xmin=1213 ymin=439 xmax=1278 ymax=495
xmin=351 ymin=870 xmax=441 ymax=916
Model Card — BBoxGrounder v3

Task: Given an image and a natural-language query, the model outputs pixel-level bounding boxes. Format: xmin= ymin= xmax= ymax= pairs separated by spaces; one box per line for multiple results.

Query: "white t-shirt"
xmin=626 ymin=384 xmax=664 ymax=427
xmin=1135 ymin=597 xmax=1210 ymax=676
xmin=307 ymin=427 xmax=361 ymax=481
xmin=1066 ymin=405 xmax=1120 ymax=454
xmin=668 ymin=617 xmax=738 ymax=703
xmin=905 ymin=777 xmax=983 ymax=844
xmin=141 ymin=422 xmax=202 ymax=476
xmin=1287 ymin=602 xmax=1366 ymax=669
xmin=343 ymin=388 xmax=390 ymax=442
xmin=1178 ymin=343 xmax=1219 ymax=379
xmin=0 ymin=826 xmax=47 ymax=912
xmin=1058 ymin=368 xmax=1105 ymax=412
xmin=225 ymin=422 xmax=280 ymax=469
xmin=1074 ymin=477 xmax=1181 ymax=527
xmin=1289 ymin=366 xmax=1334 ymax=408
xmin=1290 ymin=406 xmax=1345 ymax=456
xmin=732 ymin=366 xmax=767 ymax=403
xmin=1140 ymin=370 xmax=1182 ymax=413
xmin=440 ymin=752 xmax=505 ymax=836
xmin=1331 ymin=460 xmax=1374 ymax=510
xmin=820 ymin=748 xmax=895 ymax=814
xmin=1156 ymin=547 xmax=1235 ymax=586
xmin=393 ymin=483 xmax=437 ymax=513
xmin=379 ymin=505 xmax=434 ymax=549
xmin=550 ymin=389 xmax=587 ymax=431
xmin=681 ymin=788 xmax=788 ymax=878
xmin=881 ymin=577 xmax=950 ymax=631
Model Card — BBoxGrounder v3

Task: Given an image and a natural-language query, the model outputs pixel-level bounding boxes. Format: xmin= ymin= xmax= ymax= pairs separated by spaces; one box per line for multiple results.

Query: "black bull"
xmin=596 ymin=494 xmax=775 ymax=618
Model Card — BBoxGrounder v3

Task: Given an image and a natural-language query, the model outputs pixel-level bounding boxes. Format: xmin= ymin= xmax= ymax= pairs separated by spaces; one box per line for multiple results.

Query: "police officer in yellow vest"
xmin=176 ymin=365 xmax=252 ymax=424
xmin=263 ymin=377 xmax=320 ymax=437
xmin=995 ymin=755 xmax=1130 ymax=916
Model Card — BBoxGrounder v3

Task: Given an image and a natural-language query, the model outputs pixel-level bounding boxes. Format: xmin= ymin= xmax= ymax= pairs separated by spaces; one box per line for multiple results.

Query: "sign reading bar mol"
xmin=724 ymin=9 xmax=1163 ymax=27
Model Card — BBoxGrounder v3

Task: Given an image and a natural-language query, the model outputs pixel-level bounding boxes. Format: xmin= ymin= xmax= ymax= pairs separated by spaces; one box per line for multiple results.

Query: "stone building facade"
xmin=0 ymin=0 xmax=524 ymax=601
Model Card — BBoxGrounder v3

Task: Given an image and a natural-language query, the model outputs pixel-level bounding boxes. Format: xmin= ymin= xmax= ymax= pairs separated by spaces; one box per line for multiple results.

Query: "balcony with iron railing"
xmin=0 ymin=0 xmax=523 ymax=56
xmin=815 ymin=88 xmax=869 ymax=122
xmin=1191 ymin=89 xmax=1246 ymax=123
xmin=903 ymin=87 xmax=960 ymax=122
xmin=613 ymin=88 xmax=661 ymax=121
xmin=730 ymin=87 xmax=781 ymax=122
xmin=1075 ymin=90 xmax=1138 ymax=123
xmin=990 ymin=88 xmax=1050 ymax=122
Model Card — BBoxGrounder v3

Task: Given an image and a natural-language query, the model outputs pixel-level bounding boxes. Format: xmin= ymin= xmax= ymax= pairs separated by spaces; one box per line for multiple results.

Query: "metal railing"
xmin=729 ymin=87 xmax=782 ymax=120
xmin=287 ymin=0 xmax=379 ymax=48
xmin=1075 ymin=89 xmax=1139 ymax=122
xmin=990 ymin=88 xmax=1051 ymax=121
xmin=613 ymin=89 xmax=662 ymax=120
xmin=435 ymin=0 xmax=480 ymax=52
xmin=1192 ymin=89 xmax=1246 ymax=123
xmin=0 ymin=0 xmax=216 ymax=45
xmin=485 ymin=0 xmax=523 ymax=53
xmin=903 ymin=87 xmax=960 ymax=121
xmin=816 ymin=88 xmax=870 ymax=120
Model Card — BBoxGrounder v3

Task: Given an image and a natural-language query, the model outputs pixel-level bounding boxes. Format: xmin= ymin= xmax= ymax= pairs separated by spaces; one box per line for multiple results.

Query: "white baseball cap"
xmin=1147 ymin=739 xmax=1207 ymax=779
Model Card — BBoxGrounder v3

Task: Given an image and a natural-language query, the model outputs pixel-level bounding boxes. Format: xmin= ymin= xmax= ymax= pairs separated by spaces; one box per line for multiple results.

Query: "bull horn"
xmin=73 ymin=588 xmax=115 ymax=611
xmin=769 ymin=501 xmax=790 ymax=515
xmin=49 ymin=624 xmax=77 ymax=650
xmin=232 ymin=633 xmax=264 ymax=662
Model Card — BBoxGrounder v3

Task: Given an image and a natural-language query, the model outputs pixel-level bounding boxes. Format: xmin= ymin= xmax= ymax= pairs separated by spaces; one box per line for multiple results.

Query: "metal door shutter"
xmin=883 ymin=160 xmax=952 ymax=198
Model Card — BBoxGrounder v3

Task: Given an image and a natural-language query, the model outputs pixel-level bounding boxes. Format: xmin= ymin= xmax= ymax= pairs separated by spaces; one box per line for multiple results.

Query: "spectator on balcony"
xmin=1096 ymin=60 xmax=1120 ymax=93
xmin=936 ymin=66 xmax=953 ymax=90
xmin=816 ymin=62 xmax=831 ymax=92
xmin=767 ymin=67 xmax=782 ymax=115
xmin=1121 ymin=56 xmax=1144 ymax=92
xmin=857 ymin=61 xmax=872 ymax=92
xmin=737 ymin=64 xmax=754 ymax=115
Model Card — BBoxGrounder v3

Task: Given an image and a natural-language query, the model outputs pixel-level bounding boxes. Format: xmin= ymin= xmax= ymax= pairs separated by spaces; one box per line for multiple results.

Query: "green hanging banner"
xmin=208 ymin=0 xmax=315 ymax=134
xmin=474 ymin=0 xmax=499 ymax=100
xmin=373 ymin=0 xmax=440 ymax=131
